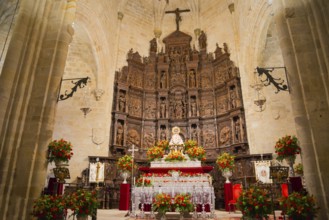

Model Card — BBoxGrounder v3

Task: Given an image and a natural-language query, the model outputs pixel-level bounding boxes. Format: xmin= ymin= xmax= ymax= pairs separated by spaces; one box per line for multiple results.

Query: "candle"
xmin=152 ymin=174 xmax=154 ymax=183
xmin=133 ymin=177 xmax=135 ymax=185
xmin=142 ymin=177 xmax=145 ymax=186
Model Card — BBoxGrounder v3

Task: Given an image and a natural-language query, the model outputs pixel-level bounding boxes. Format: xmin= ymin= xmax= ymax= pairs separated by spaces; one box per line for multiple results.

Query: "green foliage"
xmin=237 ymin=186 xmax=272 ymax=218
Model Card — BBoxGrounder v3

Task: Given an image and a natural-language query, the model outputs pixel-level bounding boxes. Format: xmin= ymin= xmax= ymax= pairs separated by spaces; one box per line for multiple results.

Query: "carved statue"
xmin=116 ymin=123 xmax=124 ymax=145
xmin=235 ymin=120 xmax=241 ymax=142
xmin=230 ymin=89 xmax=236 ymax=109
xmin=174 ymin=99 xmax=184 ymax=119
xmin=190 ymin=99 xmax=197 ymax=117
xmin=160 ymin=99 xmax=166 ymax=118
xmin=191 ymin=127 xmax=198 ymax=141
xmin=160 ymin=72 xmax=166 ymax=89
xmin=118 ymin=92 xmax=126 ymax=112
xmin=189 ymin=70 xmax=196 ymax=87
xmin=198 ymin=31 xmax=207 ymax=49
xmin=160 ymin=130 xmax=167 ymax=140
xmin=150 ymin=38 xmax=157 ymax=53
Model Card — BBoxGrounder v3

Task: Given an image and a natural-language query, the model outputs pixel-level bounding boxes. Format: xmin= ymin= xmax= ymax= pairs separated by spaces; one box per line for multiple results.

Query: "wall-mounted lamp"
xmin=57 ymin=77 xmax=90 ymax=101
xmin=256 ymin=67 xmax=289 ymax=94
xmin=251 ymin=81 xmax=266 ymax=112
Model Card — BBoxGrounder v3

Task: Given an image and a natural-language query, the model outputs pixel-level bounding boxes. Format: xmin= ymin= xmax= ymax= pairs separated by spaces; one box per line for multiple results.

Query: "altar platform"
xmin=96 ymin=209 xmax=243 ymax=220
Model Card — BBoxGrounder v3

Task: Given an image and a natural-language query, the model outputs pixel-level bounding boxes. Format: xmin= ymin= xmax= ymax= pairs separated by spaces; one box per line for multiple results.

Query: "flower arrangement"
xmin=116 ymin=155 xmax=136 ymax=172
xmin=275 ymin=135 xmax=301 ymax=163
xmin=135 ymin=177 xmax=152 ymax=187
xmin=157 ymin=140 xmax=169 ymax=151
xmin=48 ymin=139 xmax=73 ymax=163
xmin=279 ymin=192 xmax=319 ymax=219
xmin=186 ymin=146 xmax=206 ymax=161
xmin=32 ymin=195 xmax=66 ymax=220
xmin=294 ymin=163 xmax=303 ymax=176
xmin=66 ymin=189 xmax=99 ymax=217
xmin=146 ymin=146 xmax=164 ymax=161
xmin=165 ymin=151 xmax=186 ymax=162
xmin=216 ymin=152 xmax=235 ymax=172
xmin=237 ymin=186 xmax=272 ymax=219
xmin=153 ymin=193 xmax=172 ymax=215
xmin=174 ymin=193 xmax=194 ymax=213
xmin=184 ymin=140 xmax=198 ymax=151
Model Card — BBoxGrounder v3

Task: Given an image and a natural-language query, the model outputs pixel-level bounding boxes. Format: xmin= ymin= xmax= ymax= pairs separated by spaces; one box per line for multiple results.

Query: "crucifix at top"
xmin=165 ymin=8 xmax=190 ymax=31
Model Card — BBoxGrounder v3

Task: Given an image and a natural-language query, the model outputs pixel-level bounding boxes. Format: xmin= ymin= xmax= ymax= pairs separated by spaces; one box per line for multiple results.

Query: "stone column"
xmin=273 ymin=1 xmax=329 ymax=218
xmin=0 ymin=0 xmax=76 ymax=219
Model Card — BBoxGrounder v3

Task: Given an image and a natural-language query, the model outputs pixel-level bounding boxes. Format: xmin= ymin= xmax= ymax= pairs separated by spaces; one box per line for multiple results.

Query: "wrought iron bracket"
xmin=57 ymin=77 xmax=90 ymax=101
xmin=256 ymin=67 xmax=289 ymax=93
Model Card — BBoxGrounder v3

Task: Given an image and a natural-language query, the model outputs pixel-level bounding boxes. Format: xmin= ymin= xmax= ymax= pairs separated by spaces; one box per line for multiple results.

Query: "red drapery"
xmin=224 ymin=183 xmax=233 ymax=211
xmin=119 ymin=183 xmax=130 ymax=210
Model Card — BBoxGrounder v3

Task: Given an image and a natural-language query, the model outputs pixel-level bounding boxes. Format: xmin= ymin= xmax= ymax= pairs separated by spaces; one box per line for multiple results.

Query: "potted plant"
xmin=146 ymin=146 xmax=164 ymax=161
xmin=66 ymin=189 xmax=99 ymax=220
xmin=116 ymin=155 xmax=137 ymax=183
xmin=174 ymin=193 xmax=193 ymax=218
xmin=32 ymin=194 xmax=67 ymax=220
xmin=185 ymin=146 xmax=206 ymax=161
xmin=153 ymin=193 xmax=172 ymax=219
xmin=237 ymin=186 xmax=272 ymax=219
xmin=164 ymin=151 xmax=186 ymax=162
xmin=274 ymin=135 xmax=301 ymax=176
xmin=47 ymin=138 xmax=73 ymax=166
xmin=216 ymin=152 xmax=235 ymax=183
xmin=279 ymin=191 xmax=319 ymax=220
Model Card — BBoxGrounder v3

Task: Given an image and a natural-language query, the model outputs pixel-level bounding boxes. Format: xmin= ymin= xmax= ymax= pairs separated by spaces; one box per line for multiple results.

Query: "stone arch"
xmin=75 ymin=7 xmax=113 ymax=91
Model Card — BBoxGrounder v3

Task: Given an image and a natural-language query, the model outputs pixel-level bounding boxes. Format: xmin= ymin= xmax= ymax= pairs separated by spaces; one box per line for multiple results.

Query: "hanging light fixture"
xmin=250 ymin=68 xmax=266 ymax=112
xmin=251 ymin=81 xmax=266 ymax=112
xmin=80 ymin=79 xmax=92 ymax=118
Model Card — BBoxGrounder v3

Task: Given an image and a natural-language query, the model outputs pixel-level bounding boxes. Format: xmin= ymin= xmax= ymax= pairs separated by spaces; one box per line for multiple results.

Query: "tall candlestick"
xmin=133 ymin=177 xmax=135 ymax=185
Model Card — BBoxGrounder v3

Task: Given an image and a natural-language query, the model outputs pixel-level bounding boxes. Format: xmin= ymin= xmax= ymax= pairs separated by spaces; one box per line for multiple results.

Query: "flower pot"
xmin=222 ymin=170 xmax=232 ymax=183
xmin=285 ymin=157 xmax=295 ymax=177
xmin=54 ymin=160 xmax=69 ymax=168
xmin=121 ymin=171 xmax=130 ymax=184
xmin=77 ymin=215 xmax=88 ymax=220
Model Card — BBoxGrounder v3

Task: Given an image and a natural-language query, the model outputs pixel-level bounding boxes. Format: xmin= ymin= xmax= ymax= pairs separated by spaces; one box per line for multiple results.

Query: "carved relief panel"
xmin=143 ymin=126 xmax=156 ymax=149
xmin=199 ymin=92 xmax=214 ymax=117
xmin=201 ymin=123 xmax=216 ymax=148
xmin=128 ymin=93 xmax=142 ymax=118
xmin=144 ymin=95 xmax=156 ymax=119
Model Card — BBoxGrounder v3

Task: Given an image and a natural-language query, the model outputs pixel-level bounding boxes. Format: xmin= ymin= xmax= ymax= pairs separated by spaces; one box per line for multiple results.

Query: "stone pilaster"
xmin=273 ymin=0 xmax=329 ymax=218
xmin=0 ymin=0 xmax=76 ymax=219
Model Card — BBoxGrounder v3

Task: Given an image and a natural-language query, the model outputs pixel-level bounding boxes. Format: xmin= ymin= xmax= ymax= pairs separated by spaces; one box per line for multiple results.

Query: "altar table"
xmin=132 ymin=185 xmax=215 ymax=214
xmin=139 ymin=166 xmax=213 ymax=174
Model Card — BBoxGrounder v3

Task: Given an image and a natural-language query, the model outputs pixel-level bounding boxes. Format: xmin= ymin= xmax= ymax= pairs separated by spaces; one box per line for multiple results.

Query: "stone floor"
xmin=66 ymin=209 xmax=243 ymax=219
